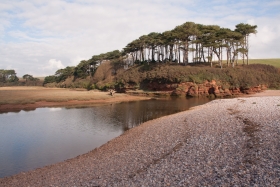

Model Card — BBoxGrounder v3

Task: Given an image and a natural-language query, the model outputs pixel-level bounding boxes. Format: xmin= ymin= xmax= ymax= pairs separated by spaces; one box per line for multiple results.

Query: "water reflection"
xmin=49 ymin=108 xmax=62 ymax=112
xmin=0 ymin=97 xmax=211 ymax=178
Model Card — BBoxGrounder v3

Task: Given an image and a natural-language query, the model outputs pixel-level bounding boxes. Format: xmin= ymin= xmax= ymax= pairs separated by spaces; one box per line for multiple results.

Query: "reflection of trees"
xmin=117 ymin=98 xmax=212 ymax=131
xmin=71 ymin=98 xmax=211 ymax=133
xmin=110 ymin=101 xmax=145 ymax=131
xmin=109 ymin=98 xmax=211 ymax=132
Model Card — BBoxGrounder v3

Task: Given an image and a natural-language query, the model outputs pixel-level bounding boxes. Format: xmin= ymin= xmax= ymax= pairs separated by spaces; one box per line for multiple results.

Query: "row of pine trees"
xmin=121 ymin=22 xmax=257 ymax=68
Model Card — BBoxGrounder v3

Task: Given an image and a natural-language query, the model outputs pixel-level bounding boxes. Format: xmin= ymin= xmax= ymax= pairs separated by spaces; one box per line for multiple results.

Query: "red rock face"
xmin=127 ymin=81 xmax=267 ymax=97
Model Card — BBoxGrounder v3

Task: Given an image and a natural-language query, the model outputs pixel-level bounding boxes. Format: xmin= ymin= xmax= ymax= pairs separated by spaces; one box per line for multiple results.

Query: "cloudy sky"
xmin=1 ymin=0 xmax=280 ymax=77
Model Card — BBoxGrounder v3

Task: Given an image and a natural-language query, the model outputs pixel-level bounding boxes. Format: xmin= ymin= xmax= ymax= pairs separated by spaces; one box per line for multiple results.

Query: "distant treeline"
xmin=0 ymin=69 xmax=42 ymax=86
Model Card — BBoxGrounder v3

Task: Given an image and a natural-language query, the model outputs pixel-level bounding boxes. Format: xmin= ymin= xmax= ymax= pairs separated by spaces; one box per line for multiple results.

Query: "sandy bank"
xmin=0 ymin=95 xmax=151 ymax=113
xmin=1 ymin=90 xmax=279 ymax=186
xmin=0 ymin=87 xmax=151 ymax=113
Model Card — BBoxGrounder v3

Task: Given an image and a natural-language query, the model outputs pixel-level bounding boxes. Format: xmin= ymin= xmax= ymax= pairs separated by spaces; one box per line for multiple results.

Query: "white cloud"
xmin=43 ymin=59 xmax=65 ymax=70
xmin=249 ymin=16 xmax=280 ymax=58
xmin=0 ymin=0 xmax=279 ymax=76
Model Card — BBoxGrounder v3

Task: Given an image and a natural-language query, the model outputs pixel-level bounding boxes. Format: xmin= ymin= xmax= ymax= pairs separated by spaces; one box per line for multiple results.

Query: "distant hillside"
xmin=249 ymin=59 xmax=280 ymax=68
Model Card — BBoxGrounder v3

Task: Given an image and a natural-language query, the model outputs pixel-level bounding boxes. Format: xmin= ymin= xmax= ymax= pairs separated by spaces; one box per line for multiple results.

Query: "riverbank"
xmin=0 ymin=87 xmax=151 ymax=113
xmin=0 ymin=90 xmax=279 ymax=186
xmin=246 ymin=89 xmax=280 ymax=97
xmin=0 ymin=87 xmax=276 ymax=113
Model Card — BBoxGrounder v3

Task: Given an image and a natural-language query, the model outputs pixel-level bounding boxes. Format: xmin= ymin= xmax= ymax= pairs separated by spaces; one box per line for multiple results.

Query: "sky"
xmin=1 ymin=0 xmax=280 ymax=77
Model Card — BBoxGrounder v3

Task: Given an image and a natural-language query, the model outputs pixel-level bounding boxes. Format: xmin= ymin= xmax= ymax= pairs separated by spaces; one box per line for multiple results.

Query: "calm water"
xmin=0 ymin=97 xmax=211 ymax=178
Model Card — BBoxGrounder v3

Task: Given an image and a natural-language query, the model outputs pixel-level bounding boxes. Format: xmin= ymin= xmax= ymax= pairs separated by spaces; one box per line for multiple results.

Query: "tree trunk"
xmin=179 ymin=47 xmax=181 ymax=63
xmin=220 ymin=47 xmax=223 ymax=69
xmin=226 ymin=47 xmax=230 ymax=67
xmin=141 ymin=48 xmax=144 ymax=61
xmin=165 ymin=45 xmax=168 ymax=62
xmin=169 ymin=45 xmax=173 ymax=61
xmin=144 ymin=48 xmax=147 ymax=61
xmin=151 ymin=47 xmax=154 ymax=62
xmin=201 ymin=46 xmax=206 ymax=63
xmin=183 ymin=40 xmax=189 ymax=65
xmin=195 ymin=43 xmax=198 ymax=63
xmin=132 ymin=52 xmax=135 ymax=63
xmin=175 ymin=44 xmax=179 ymax=63
xmin=208 ymin=47 xmax=210 ymax=63
xmin=236 ymin=51 xmax=239 ymax=66
xmin=210 ymin=47 xmax=213 ymax=67
xmin=246 ymin=34 xmax=249 ymax=65
xmin=161 ymin=46 xmax=164 ymax=62
xmin=147 ymin=47 xmax=151 ymax=61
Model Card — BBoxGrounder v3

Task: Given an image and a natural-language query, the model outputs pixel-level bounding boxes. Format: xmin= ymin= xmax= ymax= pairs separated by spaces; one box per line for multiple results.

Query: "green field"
xmin=249 ymin=59 xmax=280 ymax=68
xmin=221 ymin=59 xmax=280 ymax=68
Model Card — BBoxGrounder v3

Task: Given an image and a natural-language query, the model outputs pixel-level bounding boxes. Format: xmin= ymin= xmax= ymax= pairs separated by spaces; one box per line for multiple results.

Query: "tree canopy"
xmin=22 ymin=74 xmax=39 ymax=82
xmin=122 ymin=22 xmax=257 ymax=68
xmin=0 ymin=69 xmax=19 ymax=83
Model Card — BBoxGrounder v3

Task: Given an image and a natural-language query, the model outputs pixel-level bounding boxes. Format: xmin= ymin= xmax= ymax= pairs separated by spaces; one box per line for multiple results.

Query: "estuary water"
xmin=0 ymin=97 xmax=211 ymax=178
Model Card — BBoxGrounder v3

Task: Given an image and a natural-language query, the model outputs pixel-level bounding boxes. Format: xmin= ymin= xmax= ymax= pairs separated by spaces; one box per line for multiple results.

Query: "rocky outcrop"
xmin=124 ymin=80 xmax=267 ymax=97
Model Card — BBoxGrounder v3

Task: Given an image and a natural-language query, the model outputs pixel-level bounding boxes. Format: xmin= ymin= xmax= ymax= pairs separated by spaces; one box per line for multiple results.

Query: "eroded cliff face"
xmin=124 ymin=80 xmax=267 ymax=97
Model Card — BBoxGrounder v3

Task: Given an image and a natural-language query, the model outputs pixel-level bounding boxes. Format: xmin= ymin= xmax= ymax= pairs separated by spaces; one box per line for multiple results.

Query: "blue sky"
xmin=1 ymin=0 xmax=280 ymax=76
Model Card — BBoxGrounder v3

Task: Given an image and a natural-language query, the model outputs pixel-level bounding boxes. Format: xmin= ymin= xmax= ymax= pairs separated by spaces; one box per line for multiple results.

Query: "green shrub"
xmin=44 ymin=75 xmax=56 ymax=85
xmin=116 ymin=63 xmax=280 ymax=90
xmin=85 ymin=83 xmax=96 ymax=90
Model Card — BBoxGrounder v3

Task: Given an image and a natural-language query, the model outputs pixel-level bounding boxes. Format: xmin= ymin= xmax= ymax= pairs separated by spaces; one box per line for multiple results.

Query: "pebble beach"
xmin=0 ymin=92 xmax=280 ymax=186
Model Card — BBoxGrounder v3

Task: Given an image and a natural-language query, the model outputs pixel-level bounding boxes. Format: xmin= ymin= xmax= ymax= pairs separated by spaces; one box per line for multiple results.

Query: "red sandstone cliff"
xmin=124 ymin=80 xmax=267 ymax=97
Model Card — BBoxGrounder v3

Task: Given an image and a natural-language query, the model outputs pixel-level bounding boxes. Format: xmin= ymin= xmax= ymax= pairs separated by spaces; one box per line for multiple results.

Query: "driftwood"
xmin=108 ymin=89 xmax=116 ymax=96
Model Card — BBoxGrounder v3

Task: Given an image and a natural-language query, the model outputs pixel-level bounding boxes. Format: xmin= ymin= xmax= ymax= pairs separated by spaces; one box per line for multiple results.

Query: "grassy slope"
xmin=249 ymin=59 xmax=280 ymax=68
xmin=42 ymin=59 xmax=280 ymax=89
xmin=116 ymin=63 xmax=280 ymax=89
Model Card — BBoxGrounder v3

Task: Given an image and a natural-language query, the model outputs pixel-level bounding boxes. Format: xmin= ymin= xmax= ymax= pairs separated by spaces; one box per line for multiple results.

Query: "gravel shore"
xmin=1 ymin=95 xmax=280 ymax=186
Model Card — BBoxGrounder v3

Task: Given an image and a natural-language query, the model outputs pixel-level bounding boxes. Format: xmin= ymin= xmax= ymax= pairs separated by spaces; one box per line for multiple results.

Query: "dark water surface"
xmin=0 ymin=97 xmax=211 ymax=178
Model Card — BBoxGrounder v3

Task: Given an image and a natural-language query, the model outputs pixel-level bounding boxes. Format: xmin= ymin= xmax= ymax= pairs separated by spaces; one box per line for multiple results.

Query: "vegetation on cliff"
xmin=44 ymin=21 xmax=258 ymax=86
xmin=116 ymin=63 xmax=280 ymax=90
xmin=42 ymin=21 xmax=280 ymax=94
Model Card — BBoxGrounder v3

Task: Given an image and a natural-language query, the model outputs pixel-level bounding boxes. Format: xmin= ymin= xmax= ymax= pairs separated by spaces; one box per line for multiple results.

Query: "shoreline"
xmin=245 ymin=89 xmax=280 ymax=97
xmin=0 ymin=94 xmax=151 ymax=113
xmin=0 ymin=87 xmax=151 ymax=113
xmin=0 ymin=90 xmax=279 ymax=186
xmin=0 ymin=89 xmax=278 ymax=114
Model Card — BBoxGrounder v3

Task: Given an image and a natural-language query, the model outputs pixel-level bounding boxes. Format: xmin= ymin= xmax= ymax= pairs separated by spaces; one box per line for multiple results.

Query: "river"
xmin=0 ymin=97 xmax=211 ymax=178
